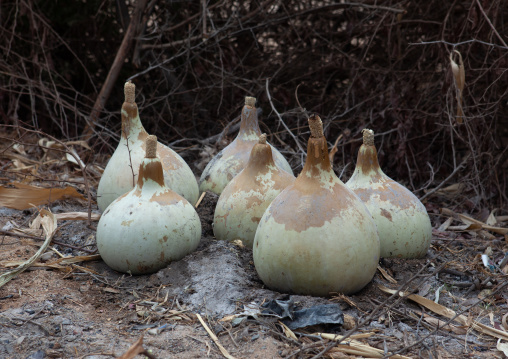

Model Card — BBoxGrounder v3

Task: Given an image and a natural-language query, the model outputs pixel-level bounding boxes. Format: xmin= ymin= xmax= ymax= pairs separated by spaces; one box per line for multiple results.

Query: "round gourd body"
xmin=199 ymin=104 xmax=293 ymax=195
xmin=253 ymin=128 xmax=380 ymax=296
xmin=96 ymin=160 xmax=201 ymax=274
xmin=253 ymin=181 xmax=380 ymax=296
xmin=97 ymin=102 xmax=199 ymax=211
xmin=346 ymin=141 xmax=432 ymax=258
xmin=213 ymin=143 xmax=295 ymax=248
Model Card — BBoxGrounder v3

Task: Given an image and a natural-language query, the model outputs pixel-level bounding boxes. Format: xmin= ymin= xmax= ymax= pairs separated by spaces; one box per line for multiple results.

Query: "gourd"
xmin=253 ymin=115 xmax=380 ymax=296
xmin=96 ymin=135 xmax=201 ymax=275
xmin=213 ymin=134 xmax=295 ymax=248
xmin=199 ymin=96 xmax=293 ymax=195
xmin=97 ymin=81 xmax=199 ymax=211
xmin=346 ymin=129 xmax=432 ymax=258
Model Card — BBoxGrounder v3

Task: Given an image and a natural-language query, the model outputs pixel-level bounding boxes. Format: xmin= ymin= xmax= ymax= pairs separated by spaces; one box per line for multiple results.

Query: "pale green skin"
xmin=346 ymin=144 xmax=432 ymax=258
xmin=253 ymin=152 xmax=380 ymax=296
xmin=213 ymin=159 xmax=295 ymax=249
xmin=96 ymin=159 xmax=201 ymax=275
xmin=199 ymin=105 xmax=293 ymax=195
xmin=97 ymin=108 xmax=199 ymax=211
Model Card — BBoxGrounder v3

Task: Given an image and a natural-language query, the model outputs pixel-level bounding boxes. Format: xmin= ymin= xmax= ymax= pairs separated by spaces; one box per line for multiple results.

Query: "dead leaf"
xmin=55 ymin=212 xmax=101 ymax=221
xmin=12 ymin=143 xmax=27 ymax=155
xmin=438 ymin=217 xmax=453 ymax=232
xmin=487 ymin=211 xmax=498 ymax=226
xmin=0 ymin=182 xmax=86 ymax=210
xmin=422 ymin=314 xmax=467 ymax=334
xmin=279 ymin=322 xmax=297 ymax=340
xmin=377 ymin=265 xmax=397 ymax=284
xmin=117 ymin=335 xmax=146 ymax=359
xmin=497 ymin=340 xmax=508 ymax=357
xmin=447 ymin=223 xmax=482 ymax=231
xmin=434 ymin=183 xmax=465 ymax=198
xmin=441 ymin=208 xmax=508 ymax=235
xmin=65 ymin=147 xmax=85 ymax=168
xmin=450 ymin=50 xmax=465 ymax=123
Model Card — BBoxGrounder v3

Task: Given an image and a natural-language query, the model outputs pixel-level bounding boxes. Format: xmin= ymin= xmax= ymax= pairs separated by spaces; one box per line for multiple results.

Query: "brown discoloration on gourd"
xmin=121 ymin=102 xmax=142 ymax=140
xmin=268 ymin=181 xmax=359 ymax=233
xmin=380 ymin=208 xmax=392 ymax=221
xmin=243 ymin=143 xmax=273 ymax=176
xmin=351 ymin=144 xmax=419 ymax=210
xmin=269 ymin=132 xmax=359 ymax=233
xmin=138 ymin=160 xmax=165 ymax=187
xmin=150 ymin=191 xmax=183 ymax=206
xmin=226 ymin=142 xmax=294 ymax=211
xmin=356 ymin=145 xmax=384 ymax=180
xmin=121 ymin=219 xmax=134 ymax=227
xmin=136 ymin=263 xmax=153 ymax=273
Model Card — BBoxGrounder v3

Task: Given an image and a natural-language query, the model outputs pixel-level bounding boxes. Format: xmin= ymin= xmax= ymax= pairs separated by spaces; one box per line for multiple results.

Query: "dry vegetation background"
xmin=1 ymin=0 xmax=507 ymax=209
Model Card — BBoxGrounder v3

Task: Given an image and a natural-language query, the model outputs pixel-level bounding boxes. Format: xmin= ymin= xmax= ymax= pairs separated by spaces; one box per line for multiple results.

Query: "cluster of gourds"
xmin=96 ymin=81 xmax=431 ymax=296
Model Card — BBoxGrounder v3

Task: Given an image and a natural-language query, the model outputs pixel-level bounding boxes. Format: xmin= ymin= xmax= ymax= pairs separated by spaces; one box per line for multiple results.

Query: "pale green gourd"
xmin=97 ymin=81 xmax=199 ymax=211
xmin=199 ymin=96 xmax=293 ymax=195
xmin=346 ymin=129 xmax=432 ymax=258
xmin=214 ymin=134 xmax=295 ymax=248
xmin=96 ymin=135 xmax=201 ymax=275
xmin=253 ymin=116 xmax=380 ymax=296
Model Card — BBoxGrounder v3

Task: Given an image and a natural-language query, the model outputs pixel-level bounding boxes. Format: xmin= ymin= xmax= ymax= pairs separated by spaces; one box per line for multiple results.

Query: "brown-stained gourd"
xmin=253 ymin=115 xmax=380 ymax=296
xmin=346 ymin=129 xmax=432 ymax=258
xmin=213 ymin=134 xmax=295 ymax=248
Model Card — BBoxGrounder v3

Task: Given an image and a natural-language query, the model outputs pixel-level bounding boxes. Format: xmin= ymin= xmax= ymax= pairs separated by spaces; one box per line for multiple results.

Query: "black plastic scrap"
xmin=261 ymin=296 xmax=344 ymax=330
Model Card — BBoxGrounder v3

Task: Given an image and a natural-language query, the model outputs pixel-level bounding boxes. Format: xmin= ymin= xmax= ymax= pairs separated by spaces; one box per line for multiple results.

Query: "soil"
xmin=1 ymin=174 xmax=508 ymax=358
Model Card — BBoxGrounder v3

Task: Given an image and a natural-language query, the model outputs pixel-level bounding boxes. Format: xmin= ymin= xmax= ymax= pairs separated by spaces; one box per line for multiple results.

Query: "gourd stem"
xmin=146 ymin=135 xmax=157 ymax=158
xmin=362 ymin=129 xmax=375 ymax=146
xmin=259 ymin=133 xmax=267 ymax=144
xmin=245 ymin=96 xmax=256 ymax=107
xmin=124 ymin=81 xmax=135 ymax=103
xmin=308 ymin=115 xmax=324 ymax=138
